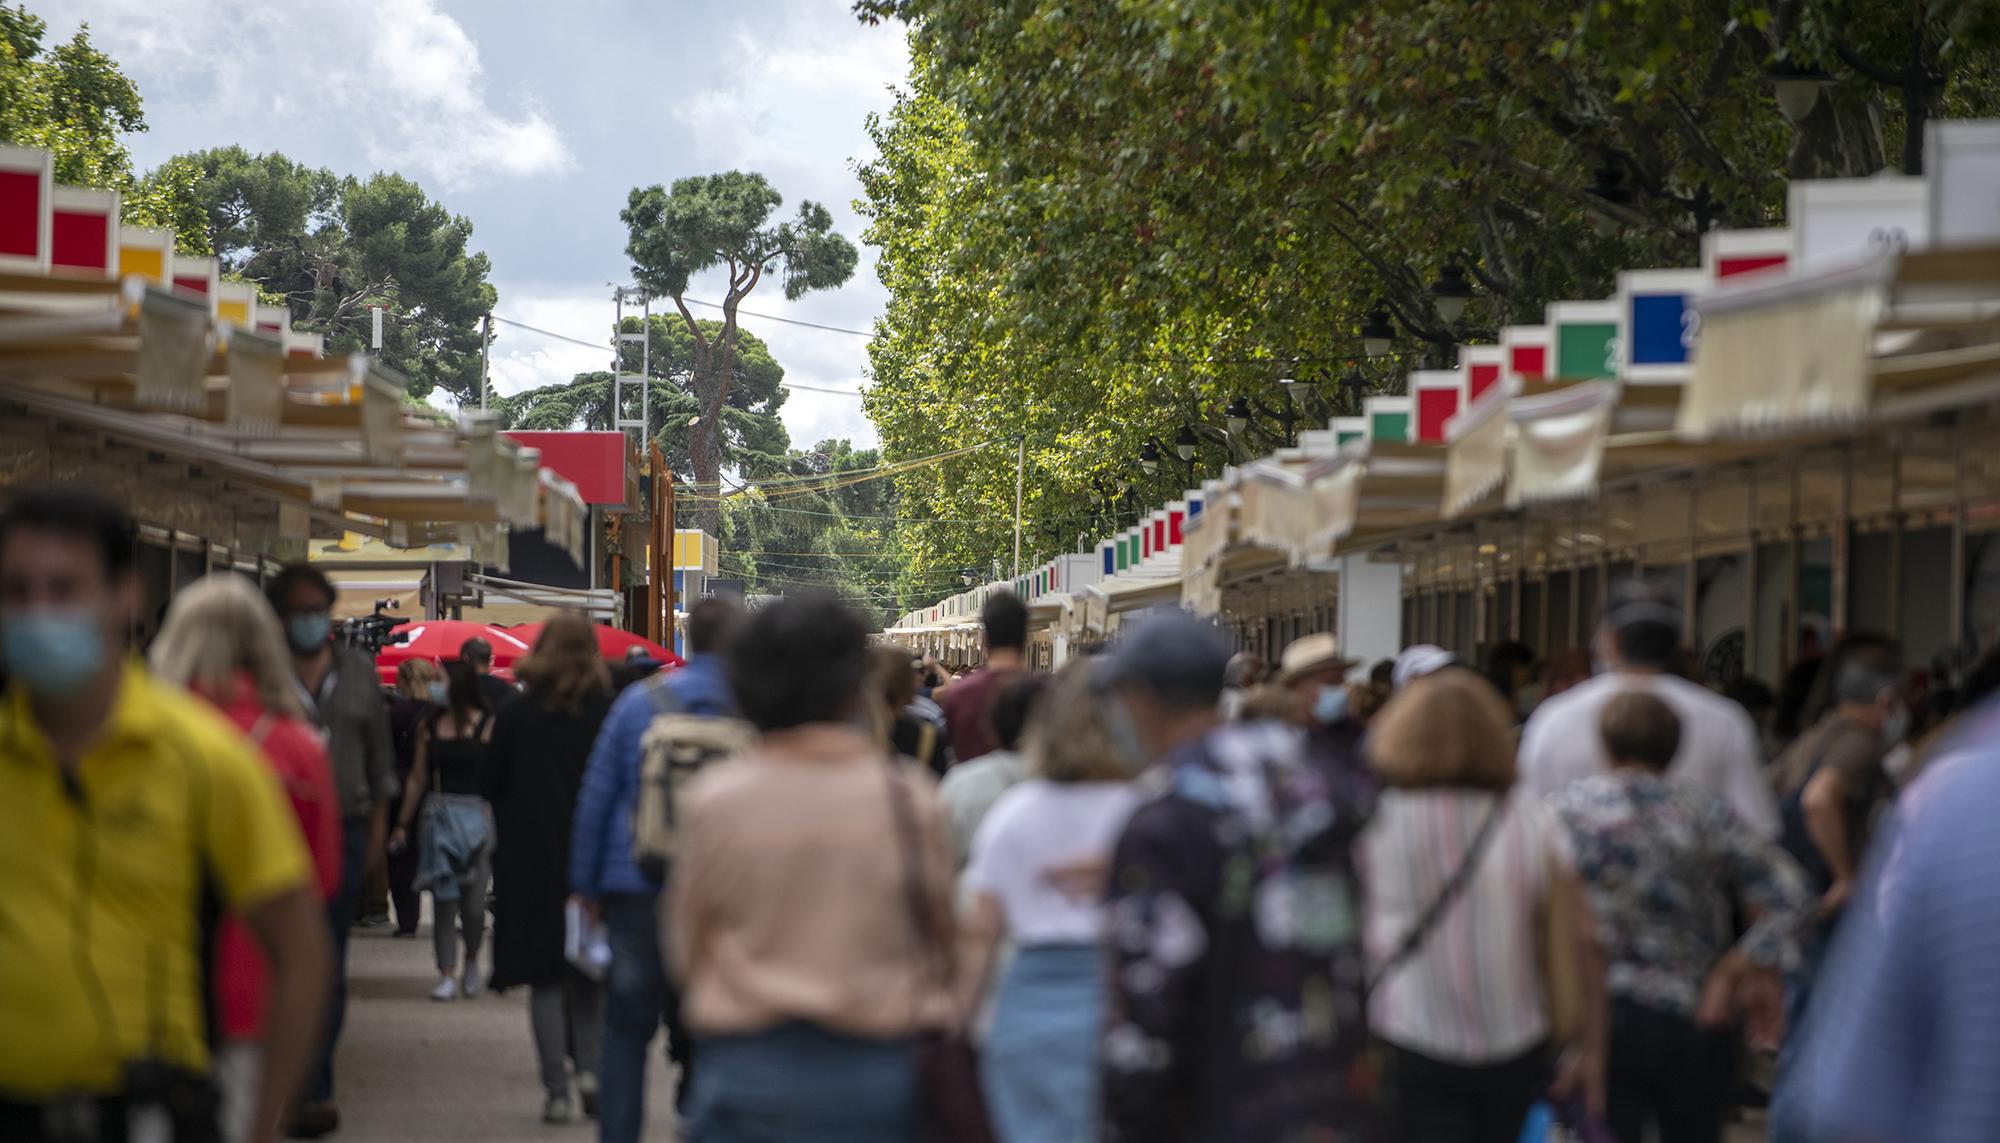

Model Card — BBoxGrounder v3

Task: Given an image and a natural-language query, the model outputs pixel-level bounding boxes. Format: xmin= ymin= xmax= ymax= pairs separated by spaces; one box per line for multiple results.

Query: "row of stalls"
xmin=0 ymin=143 xmax=591 ymax=638
xmin=888 ymin=121 xmax=2000 ymax=689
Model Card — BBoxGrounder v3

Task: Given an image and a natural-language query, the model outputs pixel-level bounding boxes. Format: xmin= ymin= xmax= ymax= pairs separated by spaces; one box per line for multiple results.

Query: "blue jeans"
xmin=599 ymin=892 xmax=687 ymax=1143
xmin=307 ymin=815 xmax=370 ymax=1101
xmin=984 ymin=945 xmax=1102 ymax=1143
xmin=689 ymin=1022 xmax=915 ymax=1143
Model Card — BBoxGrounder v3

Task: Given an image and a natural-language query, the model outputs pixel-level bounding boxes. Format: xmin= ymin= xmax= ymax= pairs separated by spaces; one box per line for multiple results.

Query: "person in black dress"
xmin=385 ymin=659 xmax=444 ymax=936
xmin=484 ymin=613 xmax=615 ymax=1124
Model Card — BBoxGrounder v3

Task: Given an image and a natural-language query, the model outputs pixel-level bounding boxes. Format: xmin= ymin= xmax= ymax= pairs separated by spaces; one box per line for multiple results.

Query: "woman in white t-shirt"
xmin=1361 ymin=668 xmax=1606 ymax=1143
xmin=958 ymin=662 xmax=1141 ymax=1143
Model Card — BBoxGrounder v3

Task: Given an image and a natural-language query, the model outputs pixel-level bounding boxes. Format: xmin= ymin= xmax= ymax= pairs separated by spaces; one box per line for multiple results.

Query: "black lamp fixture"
xmin=1586 ymin=164 xmax=1633 ymax=238
xmin=1138 ymin=439 xmax=1161 ymax=475
xmin=1174 ymin=423 xmax=1200 ymax=462
xmin=1767 ymin=58 xmax=1834 ymax=124
xmin=1431 ymin=263 xmax=1474 ymax=325
xmin=1360 ymin=304 xmax=1397 ymax=358
xmin=1224 ymin=395 xmax=1253 ymax=436
xmin=958 ymin=566 xmax=977 ymax=587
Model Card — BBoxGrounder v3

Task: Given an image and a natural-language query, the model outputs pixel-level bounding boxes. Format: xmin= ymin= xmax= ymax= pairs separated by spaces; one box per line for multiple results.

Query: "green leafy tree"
xmin=494 ymin=316 xmax=792 ymax=479
xmin=178 ymin=146 xmax=496 ymax=400
xmin=853 ymin=0 xmax=2000 ymax=587
xmin=721 ymin=438 xmax=931 ymax=621
xmin=620 ymin=171 xmax=860 ymax=533
xmin=0 ymin=8 xmax=140 ymax=185
xmin=0 ymin=7 xmax=206 ymax=252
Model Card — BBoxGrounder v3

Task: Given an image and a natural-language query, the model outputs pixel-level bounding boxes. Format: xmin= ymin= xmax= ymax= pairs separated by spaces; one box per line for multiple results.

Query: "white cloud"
xmin=53 ymin=0 xmax=570 ymax=190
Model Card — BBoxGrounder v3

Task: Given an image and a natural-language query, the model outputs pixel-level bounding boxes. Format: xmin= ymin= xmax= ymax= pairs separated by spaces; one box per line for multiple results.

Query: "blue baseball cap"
xmin=1095 ymin=608 xmax=1231 ymax=705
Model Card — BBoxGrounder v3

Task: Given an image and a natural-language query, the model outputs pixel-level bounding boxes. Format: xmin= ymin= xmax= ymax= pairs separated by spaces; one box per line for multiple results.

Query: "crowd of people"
xmin=6 ymin=484 xmax=2000 ymax=1142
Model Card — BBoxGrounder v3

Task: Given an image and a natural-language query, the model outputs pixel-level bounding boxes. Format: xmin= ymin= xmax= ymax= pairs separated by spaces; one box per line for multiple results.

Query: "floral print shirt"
xmin=1552 ymin=771 xmax=1811 ymax=1017
xmin=1102 ymin=720 xmax=1379 ymax=1143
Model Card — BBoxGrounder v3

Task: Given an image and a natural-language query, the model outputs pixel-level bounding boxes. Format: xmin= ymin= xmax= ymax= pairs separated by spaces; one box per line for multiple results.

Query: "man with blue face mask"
xmin=1275 ymin=632 xmax=1362 ymax=741
xmin=265 ymin=563 xmax=396 ymax=1139
xmin=1098 ymin=611 xmax=1379 ymax=1143
xmin=0 ymin=489 xmax=330 ymax=1143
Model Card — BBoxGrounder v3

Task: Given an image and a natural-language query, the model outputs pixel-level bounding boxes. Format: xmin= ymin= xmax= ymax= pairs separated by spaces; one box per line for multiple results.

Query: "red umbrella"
xmin=507 ymin=621 xmax=683 ymax=669
xmin=374 ymin=620 xmax=531 ymax=686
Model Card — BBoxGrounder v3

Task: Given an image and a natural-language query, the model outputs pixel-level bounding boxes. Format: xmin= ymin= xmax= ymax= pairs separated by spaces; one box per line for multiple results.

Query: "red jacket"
xmin=198 ymin=676 xmax=343 ymax=1041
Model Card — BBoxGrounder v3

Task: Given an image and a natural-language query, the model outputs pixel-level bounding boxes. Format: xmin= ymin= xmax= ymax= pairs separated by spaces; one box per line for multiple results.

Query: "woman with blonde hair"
xmin=151 ymin=573 xmax=343 ymax=1143
xmin=957 ymin=659 xmax=1142 ymax=1142
xmin=384 ymin=658 xmax=444 ymax=937
xmin=485 ymin=611 xmax=614 ymax=1123
xmin=1361 ymin=667 xmax=1605 ymax=1143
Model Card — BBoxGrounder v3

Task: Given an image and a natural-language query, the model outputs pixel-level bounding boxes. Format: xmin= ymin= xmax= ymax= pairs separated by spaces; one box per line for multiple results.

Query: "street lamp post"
xmin=1361 ymin=304 xmax=1397 ymax=358
xmin=1431 ymin=263 xmax=1474 ymax=326
xmin=1173 ymin=424 xmax=1199 ymax=485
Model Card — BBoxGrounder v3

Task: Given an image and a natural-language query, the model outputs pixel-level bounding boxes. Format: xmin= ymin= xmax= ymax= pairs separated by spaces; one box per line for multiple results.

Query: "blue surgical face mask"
xmin=1 ymin=607 xmax=107 ymax=698
xmin=1102 ymin=697 xmax=1150 ymax=773
xmin=1313 ymin=684 xmax=1350 ymax=725
xmin=426 ymin=680 xmax=448 ymax=705
xmin=286 ymin=612 xmax=330 ymax=656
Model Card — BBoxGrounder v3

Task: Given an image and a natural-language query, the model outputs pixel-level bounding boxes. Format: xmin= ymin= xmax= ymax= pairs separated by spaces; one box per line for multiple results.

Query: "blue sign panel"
xmin=1628 ymin=292 xmax=1694 ymax=366
xmin=1102 ymin=546 xmax=1116 ymax=576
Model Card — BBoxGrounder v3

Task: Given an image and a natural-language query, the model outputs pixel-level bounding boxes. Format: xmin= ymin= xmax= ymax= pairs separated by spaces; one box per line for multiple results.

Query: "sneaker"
xmin=356 ymin=912 xmax=392 ymax=929
xmin=431 ymin=975 xmax=457 ymax=1002
xmin=542 ymin=1095 xmax=574 ymax=1124
xmin=460 ymin=971 xmax=482 ymax=999
xmin=576 ymin=1072 xmax=599 ymax=1118
xmin=286 ymin=1100 xmax=340 ymax=1139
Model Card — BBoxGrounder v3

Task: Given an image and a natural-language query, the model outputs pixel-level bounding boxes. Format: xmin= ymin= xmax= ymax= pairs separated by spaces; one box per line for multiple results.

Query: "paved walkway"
xmin=333 ymin=918 xmax=1766 ymax=1142
xmin=335 ymin=922 xmax=680 ymax=1142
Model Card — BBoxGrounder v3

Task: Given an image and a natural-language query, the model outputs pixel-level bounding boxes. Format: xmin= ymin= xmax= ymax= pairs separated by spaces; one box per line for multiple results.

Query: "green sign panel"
xmin=1555 ymin=322 xmax=1618 ymax=380
xmin=1370 ymin=411 xmax=1410 ymax=442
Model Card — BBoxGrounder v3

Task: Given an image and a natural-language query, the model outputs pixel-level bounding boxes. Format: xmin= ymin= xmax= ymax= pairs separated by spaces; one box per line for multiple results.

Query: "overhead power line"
xmin=683 ymin=297 xmax=876 ymax=338
xmin=488 ymin=313 xmax=867 ymax=399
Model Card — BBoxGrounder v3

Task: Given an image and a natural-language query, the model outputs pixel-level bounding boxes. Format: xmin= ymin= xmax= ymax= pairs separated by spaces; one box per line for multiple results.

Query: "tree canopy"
xmin=621 ymin=170 xmax=860 ymax=533
xmin=494 ymin=315 xmax=791 ymax=476
xmin=181 ymin=146 xmax=497 ymax=401
xmin=853 ymin=0 xmax=2000 ymax=590
xmin=0 ymin=6 xmax=205 ymax=251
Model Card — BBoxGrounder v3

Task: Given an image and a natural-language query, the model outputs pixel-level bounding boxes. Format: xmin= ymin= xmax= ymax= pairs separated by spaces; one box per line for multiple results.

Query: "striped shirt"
xmin=1361 ymin=788 xmax=1571 ymax=1064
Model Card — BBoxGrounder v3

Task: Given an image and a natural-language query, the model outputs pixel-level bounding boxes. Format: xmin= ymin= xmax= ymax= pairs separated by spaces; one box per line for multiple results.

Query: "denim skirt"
xmin=688 ymin=1021 xmax=917 ymax=1143
xmin=983 ymin=943 xmax=1104 ymax=1143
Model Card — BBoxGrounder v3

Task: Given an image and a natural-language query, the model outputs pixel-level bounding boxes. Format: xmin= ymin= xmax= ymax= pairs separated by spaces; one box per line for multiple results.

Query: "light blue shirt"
xmin=1779 ymin=706 xmax=2000 ymax=1141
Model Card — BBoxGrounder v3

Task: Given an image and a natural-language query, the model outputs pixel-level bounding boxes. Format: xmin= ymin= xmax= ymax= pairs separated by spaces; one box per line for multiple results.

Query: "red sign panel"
xmin=51 ymin=208 xmax=110 ymax=272
xmin=0 ymin=170 xmax=41 ymax=258
xmin=1468 ymin=363 xmax=1502 ymax=400
xmin=1416 ymin=387 xmax=1461 ymax=442
xmin=1509 ymin=345 xmax=1548 ymax=380
xmin=502 ymin=431 xmax=631 ymax=505
xmin=1718 ymin=254 xmax=1787 ymax=279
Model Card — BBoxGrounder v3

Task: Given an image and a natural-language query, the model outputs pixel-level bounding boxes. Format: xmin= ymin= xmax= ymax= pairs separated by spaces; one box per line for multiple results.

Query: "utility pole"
xmin=1012 ymin=434 xmax=1026 ymax=579
xmin=479 ymin=312 xmax=491 ymax=411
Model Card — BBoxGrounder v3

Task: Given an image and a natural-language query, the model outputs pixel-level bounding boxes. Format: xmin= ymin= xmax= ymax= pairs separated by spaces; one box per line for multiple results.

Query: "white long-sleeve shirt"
xmin=1518 ymin=671 xmax=1780 ymax=837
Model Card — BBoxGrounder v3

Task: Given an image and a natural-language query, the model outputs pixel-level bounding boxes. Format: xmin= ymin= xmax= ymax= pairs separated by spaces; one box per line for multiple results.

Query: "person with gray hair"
xmin=1518 ymin=581 xmax=1778 ymax=837
xmin=1768 ymin=634 xmax=1903 ymax=1131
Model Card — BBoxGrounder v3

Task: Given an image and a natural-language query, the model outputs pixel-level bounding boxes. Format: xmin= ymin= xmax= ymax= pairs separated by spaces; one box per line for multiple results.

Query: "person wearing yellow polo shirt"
xmin=0 ymin=489 xmax=331 ymax=1143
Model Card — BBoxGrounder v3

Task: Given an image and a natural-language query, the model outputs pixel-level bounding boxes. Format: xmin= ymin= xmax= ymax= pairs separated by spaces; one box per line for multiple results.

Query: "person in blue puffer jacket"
xmin=569 ymin=599 xmax=743 ymax=1143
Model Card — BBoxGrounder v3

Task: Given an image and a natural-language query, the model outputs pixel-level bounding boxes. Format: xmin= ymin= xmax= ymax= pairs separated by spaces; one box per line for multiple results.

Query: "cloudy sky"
xmin=45 ymin=0 xmax=907 ymax=448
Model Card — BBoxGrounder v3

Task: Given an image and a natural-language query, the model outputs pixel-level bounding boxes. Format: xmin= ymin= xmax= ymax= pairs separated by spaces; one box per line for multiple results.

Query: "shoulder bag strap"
xmin=881 ymin=754 xmax=950 ymax=994
xmin=1366 ymin=796 xmax=1510 ymax=997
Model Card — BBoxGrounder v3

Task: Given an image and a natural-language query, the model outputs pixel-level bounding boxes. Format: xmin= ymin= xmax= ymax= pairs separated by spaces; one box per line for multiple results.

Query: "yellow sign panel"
xmin=119 ymin=245 xmax=165 ymax=283
xmin=672 ymin=529 xmax=718 ymax=575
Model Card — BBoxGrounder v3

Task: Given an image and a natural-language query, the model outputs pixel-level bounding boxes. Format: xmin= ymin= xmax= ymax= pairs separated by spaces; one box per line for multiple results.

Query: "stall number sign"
xmin=1790 ymin=177 xmax=1928 ymax=267
xmin=1555 ymin=321 xmax=1618 ymax=380
xmin=1629 ymin=294 xmax=1693 ymax=364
